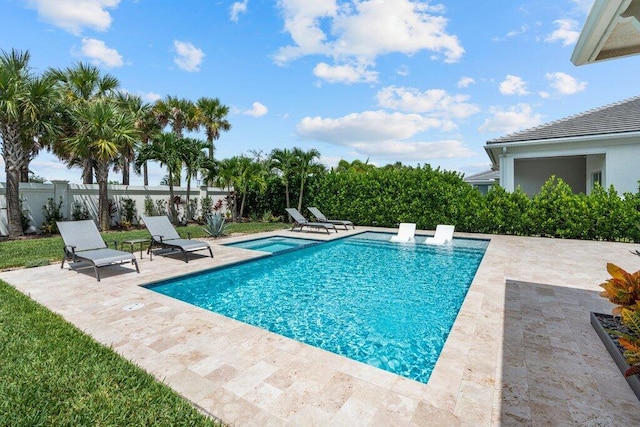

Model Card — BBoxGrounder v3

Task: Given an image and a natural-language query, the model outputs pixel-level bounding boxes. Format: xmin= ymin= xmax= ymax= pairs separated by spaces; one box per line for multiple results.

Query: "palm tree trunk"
xmin=285 ymin=182 xmax=291 ymax=222
xmin=82 ymin=158 xmax=94 ymax=184
xmin=168 ymin=170 xmax=177 ymax=224
xmin=186 ymin=178 xmax=192 ymax=221
xmin=240 ymin=190 xmax=247 ymax=219
xmin=143 ymin=162 xmax=149 ymax=186
xmin=122 ymin=157 xmax=130 ymax=185
xmin=297 ymin=178 xmax=306 ymax=213
xmin=96 ymin=161 xmax=110 ymax=231
xmin=2 ymin=125 xmax=25 ymax=237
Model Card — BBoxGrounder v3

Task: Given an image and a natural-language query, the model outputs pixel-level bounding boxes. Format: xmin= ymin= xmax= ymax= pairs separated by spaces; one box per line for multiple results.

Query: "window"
xmin=592 ymin=171 xmax=602 ymax=189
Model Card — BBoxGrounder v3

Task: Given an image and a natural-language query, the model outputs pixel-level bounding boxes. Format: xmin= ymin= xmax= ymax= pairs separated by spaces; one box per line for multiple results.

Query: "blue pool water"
xmin=147 ymin=232 xmax=488 ymax=383
xmin=224 ymin=236 xmax=320 ymax=254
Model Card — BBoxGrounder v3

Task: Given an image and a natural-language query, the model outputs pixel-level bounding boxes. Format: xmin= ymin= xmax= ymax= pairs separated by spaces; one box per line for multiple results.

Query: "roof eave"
xmin=572 ymin=0 xmax=632 ymax=66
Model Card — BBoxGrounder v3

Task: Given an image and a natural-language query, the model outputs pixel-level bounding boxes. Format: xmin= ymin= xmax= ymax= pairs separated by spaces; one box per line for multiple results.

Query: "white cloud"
xmin=273 ymin=0 xmax=464 ymax=72
xmin=295 ymin=110 xmax=476 ymax=161
xmin=25 ymin=0 xmax=120 ymax=35
xmin=457 ymin=76 xmax=475 ymax=88
xmin=545 ymin=71 xmax=587 ymax=95
xmin=75 ymin=38 xmax=123 ymax=68
xmin=139 ymin=91 xmax=161 ymax=102
xmin=173 ymin=41 xmax=205 ymax=72
xmin=479 ymin=103 xmax=543 ymax=134
xmin=545 ymin=19 xmax=580 ymax=46
xmin=376 ymin=86 xmax=480 ymax=120
xmin=297 ymin=111 xmax=442 ymax=143
xmin=243 ymin=102 xmax=268 ymax=117
xmin=396 ymin=65 xmax=410 ymax=76
xmin=499 ymin=75 xmax=529 ymax=96
xmin=230 ymin=0 xmax=249 ymax=22
xmin=313 ymin=62 xmax=378 ymax=84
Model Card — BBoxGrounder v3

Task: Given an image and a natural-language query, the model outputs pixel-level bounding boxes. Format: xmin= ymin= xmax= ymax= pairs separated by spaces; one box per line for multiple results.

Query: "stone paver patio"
xmin=2 ymin=227 xmax=640 ymax=425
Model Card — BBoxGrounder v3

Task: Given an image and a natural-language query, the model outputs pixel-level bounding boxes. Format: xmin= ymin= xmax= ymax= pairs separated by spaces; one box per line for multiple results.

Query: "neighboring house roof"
xmin=464 ymin=169 xmax=499 ymax=184
xmin=487 ymin=95 xmax=640 ymax=144
xmin=572 ymin=0 xmax=640 ymax=65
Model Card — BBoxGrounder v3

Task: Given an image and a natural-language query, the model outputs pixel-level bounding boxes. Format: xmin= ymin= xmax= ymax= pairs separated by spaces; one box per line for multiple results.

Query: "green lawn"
xmin=0 ymin=280 xmax=221 ymax=426
xmin=0 ymin=221 xmax=291 ymax=270
xmin=0 ymin=220 xmax=291 ymax=425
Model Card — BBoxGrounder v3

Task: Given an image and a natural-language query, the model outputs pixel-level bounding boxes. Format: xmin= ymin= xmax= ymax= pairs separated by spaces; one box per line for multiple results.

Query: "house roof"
xmin=464 ymin=169 xmax=499 ymax=184
xmin=572 ymin=0 xmax=640 ymax=66
xmin=486 ymin=95 xmax=640 ymax=144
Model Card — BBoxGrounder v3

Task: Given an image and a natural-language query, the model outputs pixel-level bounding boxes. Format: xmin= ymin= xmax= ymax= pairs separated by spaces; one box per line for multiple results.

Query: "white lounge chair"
xmin=141 ymin=215 xmax=213 ymax=263
xmin=307 ymin=207 xmax=355 ymax=230
xmin=57 ymin=220 xmax=139 ymax=282
xmin=390 ymin=223 xmax=416 ymax=243
xmin=425 ymin=225 xmax=455 ymax=245
xmin=285 ymin=208 xmax=337 ymax=234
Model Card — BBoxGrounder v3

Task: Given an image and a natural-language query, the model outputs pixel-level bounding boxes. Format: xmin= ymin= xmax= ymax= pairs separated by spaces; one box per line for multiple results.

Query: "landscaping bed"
xmin=591 ymin=312 xmax=640 ymax=400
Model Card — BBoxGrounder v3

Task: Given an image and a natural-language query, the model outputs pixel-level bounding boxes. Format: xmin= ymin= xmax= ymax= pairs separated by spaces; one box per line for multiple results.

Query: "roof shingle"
xmin=487 ymin=95 xmax=640 ymax=144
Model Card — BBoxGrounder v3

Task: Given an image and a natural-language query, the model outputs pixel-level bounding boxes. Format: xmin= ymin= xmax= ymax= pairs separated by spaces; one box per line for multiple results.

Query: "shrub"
xmin=41 ymin=197 xmax=64 ymax=234
xmin=120 ymin=198 xmax=137 ymax=223
xmin=144 ymin=195 xmax=155 ymax=217
xmin=19 ymin=196 xmax=32 ymax=232
xmin=71 ymin=200 xmax=90 ymax=221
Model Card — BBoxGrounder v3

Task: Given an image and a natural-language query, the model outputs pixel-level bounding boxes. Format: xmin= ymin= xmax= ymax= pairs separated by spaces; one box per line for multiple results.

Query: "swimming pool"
xmin=147 ymin=232 xmax=488 ymax=383
xmin=224 ymin=235 xmax=321 ymax=254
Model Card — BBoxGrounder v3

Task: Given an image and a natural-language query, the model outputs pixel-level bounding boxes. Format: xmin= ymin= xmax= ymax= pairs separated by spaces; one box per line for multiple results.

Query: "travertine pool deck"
xmin=2 ymin=228 xmax=640 ymax=425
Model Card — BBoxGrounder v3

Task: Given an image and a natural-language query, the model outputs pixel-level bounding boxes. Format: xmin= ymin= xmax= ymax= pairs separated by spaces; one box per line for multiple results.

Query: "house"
xmin=484 ymin=96 xmax=640 ymax=196
xmin=464 ymin=169 xmax=500 ymax=195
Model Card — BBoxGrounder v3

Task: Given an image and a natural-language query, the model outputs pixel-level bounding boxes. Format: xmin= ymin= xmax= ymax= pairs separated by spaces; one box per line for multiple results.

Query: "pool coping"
xmin=1 ymin=226 xmax=639 ymax=425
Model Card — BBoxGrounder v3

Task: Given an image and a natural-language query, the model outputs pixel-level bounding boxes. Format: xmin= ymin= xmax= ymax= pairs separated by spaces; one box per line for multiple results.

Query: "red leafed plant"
xmin=600 ymin=264 xmax=640 ymax=378
xmin=599 ymin=263 xmax=640 ymax=316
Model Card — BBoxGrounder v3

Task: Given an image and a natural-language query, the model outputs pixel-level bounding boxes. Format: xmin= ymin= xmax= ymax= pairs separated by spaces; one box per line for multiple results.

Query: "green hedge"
xmin=306 ymin=167 xmax=640 ymax=243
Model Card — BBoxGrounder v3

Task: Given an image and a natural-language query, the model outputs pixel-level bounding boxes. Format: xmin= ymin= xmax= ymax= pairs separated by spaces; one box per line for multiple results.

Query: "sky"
xmin=1 ymin=0 xmax=640 ymax=186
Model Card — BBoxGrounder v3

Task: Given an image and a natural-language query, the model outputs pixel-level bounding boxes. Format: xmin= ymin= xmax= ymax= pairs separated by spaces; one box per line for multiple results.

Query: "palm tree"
xmin=292 ymin=147 xmax=323 ymax=212
xmin=0 ymin=49 xmax=59 ymax=237
xmin=234 ymin=155 xmax=266 ymax=219
xmin=215 ymin=157 xmax=239 ymax=221
xmin=66 ymin=98 xmax=139 ymax=230
xmin=135 ymin=132 xmax=183 ymax=224
xmin=153 ymin=96 xmax=197 ymax=186
xmin=195 ymin=97 xmax=231 ymax=184
xmin=269 ymin=148 xmax=296 ymax=219
xmin=180 ymin=137 xmax=208 ymax=220
xmin=46 ymin=62 xmax=119 ymax=184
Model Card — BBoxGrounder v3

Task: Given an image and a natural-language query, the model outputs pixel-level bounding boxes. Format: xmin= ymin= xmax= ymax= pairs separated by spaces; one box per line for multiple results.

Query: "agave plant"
xmin=201 ymin=212 xmax=227 ymax=238
xmin=599 ymin=263 xmax=640 ymax=315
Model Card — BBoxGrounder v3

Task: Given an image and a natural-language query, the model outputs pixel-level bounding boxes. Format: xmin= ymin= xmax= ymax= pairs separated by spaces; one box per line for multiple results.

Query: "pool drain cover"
xmin=123 ymin=302 xmax=145 ymax=311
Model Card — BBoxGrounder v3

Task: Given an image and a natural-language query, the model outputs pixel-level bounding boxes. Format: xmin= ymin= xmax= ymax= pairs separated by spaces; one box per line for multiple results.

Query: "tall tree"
xmin=269 ymin=148 xmax=296 ymax=219
xmin=66 ymin=98 xmax=139 ymax=231
xmin=234 ymin=155 xmax=266 ymax=220
xmin=46 ymin=62 xmax=119 ymax=184
xmin=114 ymin=93 xmax=160 ymax=185
xmin=293 ymin=147 xmax=323 ymax=212
xmin=153 ymin=96 xmax=197 ymax=186
xmin=180 ymin=137 xmax=208 ymax=220
xmin=135 ymin=132 xmax=183 ymax=224
xmin=0 ymin=49 xmax=58 ymax=237
xmin=195 ymin=97 xmax=231 ymax=184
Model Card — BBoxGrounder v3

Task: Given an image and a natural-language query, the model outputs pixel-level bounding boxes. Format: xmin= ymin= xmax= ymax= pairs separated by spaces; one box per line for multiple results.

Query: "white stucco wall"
xmin=491 ymin=134 xmax=640 ymax=195
xmin=605 ymin=144 xmax=640 ymax=194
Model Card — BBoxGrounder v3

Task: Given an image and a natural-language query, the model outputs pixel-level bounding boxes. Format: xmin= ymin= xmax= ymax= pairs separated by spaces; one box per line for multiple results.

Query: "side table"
xmin=123 ymin=238 xmax=152 ymax=261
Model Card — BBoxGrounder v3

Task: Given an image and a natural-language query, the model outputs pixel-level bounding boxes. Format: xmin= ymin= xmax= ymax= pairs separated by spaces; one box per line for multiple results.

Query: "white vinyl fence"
xmin=0 ymin=180 xmax=230 ymax=235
